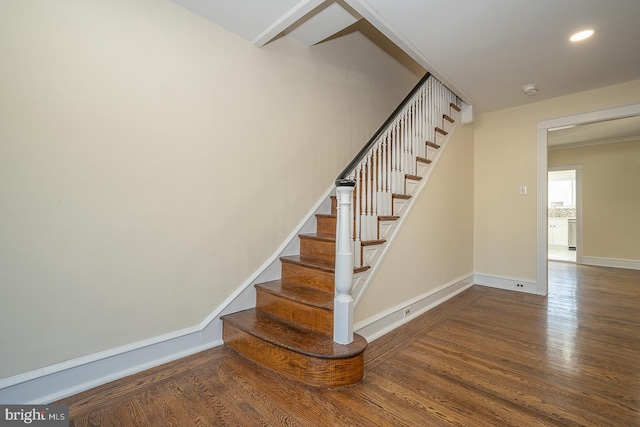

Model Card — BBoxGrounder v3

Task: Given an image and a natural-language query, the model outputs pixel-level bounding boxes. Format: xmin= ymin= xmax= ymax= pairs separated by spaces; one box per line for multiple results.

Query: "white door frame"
xmin=536 ymin=103 xmax=640 ymax=295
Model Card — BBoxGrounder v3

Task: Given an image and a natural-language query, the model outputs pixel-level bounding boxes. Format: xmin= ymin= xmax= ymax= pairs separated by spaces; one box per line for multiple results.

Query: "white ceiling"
xmin=171 ymin=0 xmax=640 ymax=114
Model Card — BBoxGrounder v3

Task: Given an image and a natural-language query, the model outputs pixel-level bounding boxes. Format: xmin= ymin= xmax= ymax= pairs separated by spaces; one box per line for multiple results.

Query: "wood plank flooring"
xmin=59 ymin=262 xmax=640 ymax=426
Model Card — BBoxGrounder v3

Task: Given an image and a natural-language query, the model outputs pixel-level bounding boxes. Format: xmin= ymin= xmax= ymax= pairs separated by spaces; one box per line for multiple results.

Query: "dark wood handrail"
xmin=335 ymin=72 xmax=432 ymax=186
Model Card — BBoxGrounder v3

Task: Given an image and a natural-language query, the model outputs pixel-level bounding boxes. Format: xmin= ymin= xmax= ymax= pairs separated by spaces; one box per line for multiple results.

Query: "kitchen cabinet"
xmin=548 ymin=218 xmax=569 ymax=246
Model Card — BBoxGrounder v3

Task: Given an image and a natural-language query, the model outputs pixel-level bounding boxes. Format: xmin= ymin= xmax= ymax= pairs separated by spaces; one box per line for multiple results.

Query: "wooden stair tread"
xmin=435 ymin=127 xmax=448 ymax=136
xmin=299 ymin=233 xmax=335 ymax=242
xmin=361 ymin=239 xmax=386 ymax=247
xmin=443 ymin=114 xmax=455 ymax=123
xmin=450 ymin=102 xmax=461 ymax=112
xmin=256 ymin=280 xmax=333 ymax=310
xmin=378 ymin=215 xmax=399 ymax=221
xmin=281 ymin=254 xmax=334 ymax=272
xmin=222 ymin=309 xmax=367 ymax=359
xmin=426 ymin=141 xmax=441 ymax=149
xmin=405 ymin=174 xmax=422 ymax=181
xmin=315 ymin=214 xmax=336 ymax=219
xmin=416 ymin=156 xmax=432 ymax=164
xmin=281 ymin=255 xmax=369 ymax=274
xmin=392 ymin=193 xmax=411 ymax=200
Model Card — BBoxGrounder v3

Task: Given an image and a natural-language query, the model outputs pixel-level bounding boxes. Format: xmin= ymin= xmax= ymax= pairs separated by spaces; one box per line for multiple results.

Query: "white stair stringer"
xmin=416 ymin=161 xmax=431 ymax=177
xmin=378 ymin=217 xmax=397 ymax=240
xmin=351 ymin=270 xmax=368 ymax=304
xmin=426 ymin=145 xmax=438 ymax=162
xmin=405 ymin=177 xmax=420 ymax=196
xmin=362 ymin=242 xmax=384 ymax=266
xmin=392 ymin=196 xmax=410 ymax=216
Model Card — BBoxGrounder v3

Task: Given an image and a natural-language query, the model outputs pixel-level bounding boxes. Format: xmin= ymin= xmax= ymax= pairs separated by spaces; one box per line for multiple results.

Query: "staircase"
xmin=222 ymin=74 xmax=462 ymax=388
xmin=220 ymin=200 xmax=369 ymax=387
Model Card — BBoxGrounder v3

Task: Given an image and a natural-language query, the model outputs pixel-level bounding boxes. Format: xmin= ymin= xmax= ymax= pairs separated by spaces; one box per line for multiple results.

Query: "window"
xmin=548 ymin=170 xmax=576 ymax=208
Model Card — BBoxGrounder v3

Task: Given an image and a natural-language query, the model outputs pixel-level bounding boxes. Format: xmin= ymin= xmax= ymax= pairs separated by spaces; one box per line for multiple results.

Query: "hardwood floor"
xmin=59 ymin=262 xmax=640 ymax=426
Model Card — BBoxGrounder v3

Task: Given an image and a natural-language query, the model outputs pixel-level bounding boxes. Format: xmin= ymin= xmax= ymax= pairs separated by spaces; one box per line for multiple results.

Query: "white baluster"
xmin=429 ymin=80 xmax=435 ymax=145
xmin=399 ymin=114 xmax=407 ymax=176
xmin=384 ymin=133 xmax=391 ymax=205
xmin=360 ymin=161 xmax=367 ymax=240
xmin=417 ymin=90 xmax=424 ymax=158
xmin=419 ymin=89 xmax=424 ymax=152
xmin=383 ymin=139 xmax=389 ymax=213
xmin=413 ymin=105 xmax=417 ymax=174
xmin=393 ymin=124 xmax=400 ymax=193
xmin=354 ymin=168 xmax=361 ymax=267
xmin=372 ymin=150 xmax=378 ymax=217
xmin=366 ymin=154 xmax=372 ymax=216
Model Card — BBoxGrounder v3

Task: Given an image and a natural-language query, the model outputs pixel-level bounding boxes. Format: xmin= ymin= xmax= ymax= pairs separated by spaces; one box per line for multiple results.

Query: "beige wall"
xmin=356 ymin=122 xmax=475 ymax=321
xmin=0 ymin=0 xmax=418 ymax=379
xmin=474 ymin=79 xmax=640 ymax=281
xmin=549 ymin=139 xmax=640 ymax=261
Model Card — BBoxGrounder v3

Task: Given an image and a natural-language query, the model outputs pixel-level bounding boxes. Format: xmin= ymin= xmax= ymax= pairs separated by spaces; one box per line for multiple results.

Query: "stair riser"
xmin=405 ymin=177 xmax=420 ymax=196
xmin=316 ymin=216 xmax=336 ymax=235
xmin=281 ymin=262 xmax=334 ymax=293
xmin=361 ymin=244 xmax=382 ymax=267
xmin=223 ymin=323 xmax=364 ymax=388
xmin=300 ymin=238 xmax=335 ymax=261
xmin=378 ymin=219 xmax=397 ymax=240
xmin=416 ymin=162 xmax=431 ymax=177
xmin=256 ymin=290 xmax=332 ymax=335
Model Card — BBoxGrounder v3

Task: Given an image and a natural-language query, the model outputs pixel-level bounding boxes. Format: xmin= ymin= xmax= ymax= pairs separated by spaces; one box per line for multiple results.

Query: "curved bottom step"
xmin=222 ymin=309 xmax=367 ymax=387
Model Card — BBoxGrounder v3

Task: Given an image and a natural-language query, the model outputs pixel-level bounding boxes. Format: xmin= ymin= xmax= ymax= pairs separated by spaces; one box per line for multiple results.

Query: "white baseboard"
xmin=474 ymin=273 xmax=538 ymax=294
xmin=0 ymin=327 xmax=223 ymax=404
xmin=582 ymin=256 xmax=640 ymax=271
xmin=354 ymin=273 xmax=474 ymax=342
xmin=1 ymin=274 xmax=477 ymax=404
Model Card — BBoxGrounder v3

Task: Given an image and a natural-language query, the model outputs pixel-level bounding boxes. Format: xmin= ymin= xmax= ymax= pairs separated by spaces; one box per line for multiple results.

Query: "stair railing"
xmin=333 ymin=73 xmax=460 ymax=344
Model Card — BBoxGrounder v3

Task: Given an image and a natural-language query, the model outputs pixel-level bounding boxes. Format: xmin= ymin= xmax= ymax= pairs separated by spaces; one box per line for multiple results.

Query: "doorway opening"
xmin=547 ymin=168 xmax=580 ymax=263
xmin=536 ymin=102 xmax=640 ymax=296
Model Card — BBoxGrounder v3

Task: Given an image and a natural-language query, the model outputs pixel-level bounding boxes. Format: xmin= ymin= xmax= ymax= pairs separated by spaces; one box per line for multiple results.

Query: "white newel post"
xmin=334 ymin=180 xmax=355 ymax=344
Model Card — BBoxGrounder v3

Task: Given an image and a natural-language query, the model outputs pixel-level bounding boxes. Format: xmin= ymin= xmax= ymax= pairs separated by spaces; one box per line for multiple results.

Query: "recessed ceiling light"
xmin=523 ymin=83 xmax=538 ymax=96
xmin=570 ymin=29 xmax=594 ymax=42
